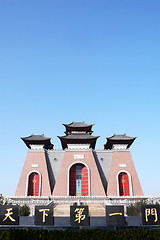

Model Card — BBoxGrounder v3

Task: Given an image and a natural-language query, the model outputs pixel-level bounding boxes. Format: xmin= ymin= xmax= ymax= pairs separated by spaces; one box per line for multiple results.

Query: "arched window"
xmin=69 ymin=163 xmax=88 ymax=196
xmin=118 ymin=172 xmax=130 ymax=196
xmin=27 ymin=172 xmax=40 ymax=196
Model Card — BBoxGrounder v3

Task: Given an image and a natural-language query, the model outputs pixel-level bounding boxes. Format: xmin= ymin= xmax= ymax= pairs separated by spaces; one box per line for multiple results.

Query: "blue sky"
xmin=1 ymin=0 xmax=160 ymax=196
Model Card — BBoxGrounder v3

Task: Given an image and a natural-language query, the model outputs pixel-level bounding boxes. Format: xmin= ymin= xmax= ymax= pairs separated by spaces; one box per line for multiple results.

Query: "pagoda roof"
xmin=63 ymin=122 xmax=94 ymax=128
xmin=59 ymin=133 xmax=98 ymax=140
xmin=21 ymin=134 xmax=53 ymax=149
xmin=63 ymin=122 xmax=94 ymax=133
xmin=104 ymin=134 xmax=136 ymax=150
xmin=58 ymin=133 xmax=99 ymax=150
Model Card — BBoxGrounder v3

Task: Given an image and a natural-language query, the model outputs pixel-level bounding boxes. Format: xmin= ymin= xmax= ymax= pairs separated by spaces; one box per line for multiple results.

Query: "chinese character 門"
xmin=145 ymin=208 xmax=158 ymax=223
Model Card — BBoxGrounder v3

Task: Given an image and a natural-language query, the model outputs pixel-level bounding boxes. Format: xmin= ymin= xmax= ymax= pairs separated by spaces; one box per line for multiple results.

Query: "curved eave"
xmin=63 ymin=125 xmax=94 ymax=133
xmin=21 ymin=135 xmax=51 ymax=141
xmin=63 ymin=123 xmax=94 ymax=128
xmin=58 ymin=136 xmax=99 ymax=150
xmin=104 ymin=137 xmax=136 ymax=150
xmin=21 ymin=138 xmax=54 ymax=150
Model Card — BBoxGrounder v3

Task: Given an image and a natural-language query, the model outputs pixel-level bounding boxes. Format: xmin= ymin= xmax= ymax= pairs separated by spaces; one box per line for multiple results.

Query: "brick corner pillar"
xmin=107 ymin=150 xmax=143 ymax=196
xmin=52 ymin=150 xmax=106 ymax=196
xmin=15 ymin=150 xmax=51 ymax=196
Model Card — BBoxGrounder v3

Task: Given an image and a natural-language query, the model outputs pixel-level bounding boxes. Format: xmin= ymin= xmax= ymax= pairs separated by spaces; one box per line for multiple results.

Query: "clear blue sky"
xmin=1 ymin=0 xmax=160 ymax=196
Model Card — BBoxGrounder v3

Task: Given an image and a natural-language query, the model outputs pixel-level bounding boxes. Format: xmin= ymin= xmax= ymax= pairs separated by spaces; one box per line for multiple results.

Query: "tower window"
xmin=118 ymin=172 xmax=130 ymax=196
xmin=27 ymin=172 xmax=40 ymax=196
xmin=69 ymin=164 xmax=88 ymax=196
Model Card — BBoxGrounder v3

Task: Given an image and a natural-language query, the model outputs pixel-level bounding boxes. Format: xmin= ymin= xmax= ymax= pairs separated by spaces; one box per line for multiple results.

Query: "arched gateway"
xmin=27 ymin=172 xmax=40 ymax=196
xmin=118 ymin=172 xmax=130 ymax=196
xmin=69 ymin=163 xmax=88 ymax=196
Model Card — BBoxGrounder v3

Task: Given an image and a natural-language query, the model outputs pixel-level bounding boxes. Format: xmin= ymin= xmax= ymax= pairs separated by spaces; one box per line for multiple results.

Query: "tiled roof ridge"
xmin=108 ymin=134 xmax=136 ymax=140
xmin=22 ymin=134 xmax=51 ymax=141
xmin=63 ymin=121 xmax=94 ymax=127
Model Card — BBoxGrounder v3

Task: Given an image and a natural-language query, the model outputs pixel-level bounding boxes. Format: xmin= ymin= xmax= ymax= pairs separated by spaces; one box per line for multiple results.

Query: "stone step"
xmin=88 ymin=204 xmax=105 ymax=217
xmin=54 ymin=203 xmax=105 ymax=217
xmin=54 ymin=204 xmax=70 ymax=217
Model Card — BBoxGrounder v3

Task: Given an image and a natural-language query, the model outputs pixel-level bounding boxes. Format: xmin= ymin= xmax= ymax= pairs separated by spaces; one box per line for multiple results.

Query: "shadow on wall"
xmin=93 ymin=151 xmax=107 ymax=193
xmin=45 ymin=151 xmax=55 ymax=194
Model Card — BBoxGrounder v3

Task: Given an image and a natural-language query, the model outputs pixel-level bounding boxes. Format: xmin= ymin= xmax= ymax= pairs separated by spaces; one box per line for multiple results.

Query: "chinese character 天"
xmin=3 ymin=208 xmax=16 ymax=222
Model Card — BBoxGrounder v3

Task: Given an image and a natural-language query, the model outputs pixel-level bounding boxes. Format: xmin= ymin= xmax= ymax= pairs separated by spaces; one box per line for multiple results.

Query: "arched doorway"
xmin=69 ymin=163 xmax=88 ymax=196
xmin=27 ymin=172 xmax=40 ymax=196
xmin=118 ymin=172 xmax=130 ymax=196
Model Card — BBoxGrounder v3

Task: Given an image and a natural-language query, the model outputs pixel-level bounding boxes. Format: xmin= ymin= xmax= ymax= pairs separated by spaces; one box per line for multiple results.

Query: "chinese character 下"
xmin=38 ymin=209 xmax=50 ymax=222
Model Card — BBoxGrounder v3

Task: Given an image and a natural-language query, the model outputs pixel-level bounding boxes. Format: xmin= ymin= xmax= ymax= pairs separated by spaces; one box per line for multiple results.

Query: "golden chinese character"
xmin=109 ymin=212 xmax=122 ymax=216
xmin=38 ymin=209 xmax=50 ymax=222
xmin=3 ymin=208 xmax=16 ymax=222
xmin=145 ymin=208 xmax=158 ymax=222
xmin=74 ymin=208 xmax=85 ymax=224
xmin=121 ymin=179 xmax=125 ymax=184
